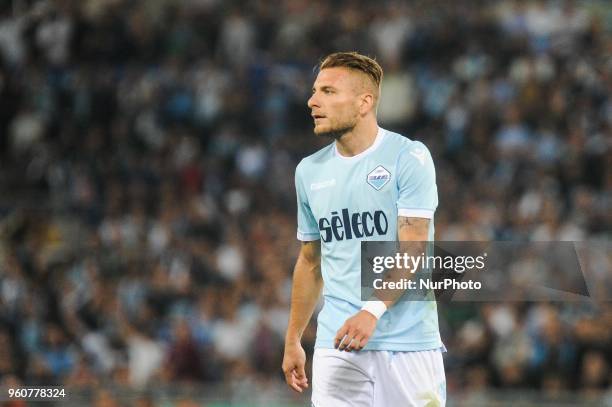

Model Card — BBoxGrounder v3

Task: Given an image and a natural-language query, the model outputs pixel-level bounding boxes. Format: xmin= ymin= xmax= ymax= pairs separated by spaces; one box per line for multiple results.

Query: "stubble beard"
xmin=315 ymin=117 xmax=357 ymax=140
xmin=317 ymin=125 xmax=356 ymax=140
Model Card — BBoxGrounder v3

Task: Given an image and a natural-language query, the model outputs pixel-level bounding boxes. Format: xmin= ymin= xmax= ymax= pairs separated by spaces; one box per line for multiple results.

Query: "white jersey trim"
xmin=334 ymin=127 xmax=385 ymax=161
xmin=297 ymin=230 xmax=320 ymax=241
xmin=398 ymin=208 xmax=434 ymax=219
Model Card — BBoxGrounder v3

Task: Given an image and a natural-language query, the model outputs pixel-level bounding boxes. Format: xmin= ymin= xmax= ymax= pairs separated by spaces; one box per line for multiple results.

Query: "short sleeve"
xmin=396 ymin=142 xmax=438 ymax=219
xmin=295 ymin=163 xmax=320 ymax=241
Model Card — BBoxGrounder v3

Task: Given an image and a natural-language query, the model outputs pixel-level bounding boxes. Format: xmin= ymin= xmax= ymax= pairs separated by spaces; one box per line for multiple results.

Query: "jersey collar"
xmin=333 ymin=127 xmax=385 ymax=161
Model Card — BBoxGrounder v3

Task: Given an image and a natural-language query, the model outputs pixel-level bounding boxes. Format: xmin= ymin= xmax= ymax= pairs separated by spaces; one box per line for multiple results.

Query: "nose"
xmin=308 ymin=93 xmax=319 ymax=109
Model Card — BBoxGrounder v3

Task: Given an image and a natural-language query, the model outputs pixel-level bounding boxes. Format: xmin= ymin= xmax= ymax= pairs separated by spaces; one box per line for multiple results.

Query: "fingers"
xmin=293 ymin=370 xmax=309 ymax=389
xmin=283 ymin=362 xmax=309 ymax=393
xmin=337 ymin=327 xmax=358 ymax=351
xmin=288 ymin=372 xmax=302 ymax=393
xmin=286 ymin=369 xmax=308 ymax=393
xmin=346 ymin=334 xmax=365 ymax=352
xmin=334 ymin=325 xmax=349 ymax=349
xmin=296 ymin=364 xmax=307 ymax=383
xmin=335 ymin=325 xmax=370 ymax=352
xmin=338 ymin=333 xmax=353 ymax=351
xmin=335 ymin=325 xmax=361 ymax=351
xmin=341 ymin=333 xmax=367 ymax=352
xmin=284 ymin=369 xmax=301 ymax=392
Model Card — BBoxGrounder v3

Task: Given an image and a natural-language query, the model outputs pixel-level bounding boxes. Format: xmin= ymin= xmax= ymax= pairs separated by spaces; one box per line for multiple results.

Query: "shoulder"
xmin=380 ymin=128 xmax=433 ymax=164
xmin=296 ymin=143 xmax=335 ymax=176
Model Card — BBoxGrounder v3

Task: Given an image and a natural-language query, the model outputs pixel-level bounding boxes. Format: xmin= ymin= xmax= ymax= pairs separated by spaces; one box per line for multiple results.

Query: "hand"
xmin=282 ymin=340 xmax=309 ymax=393
xmin=334 ymin=310 xmax=378 ymax=352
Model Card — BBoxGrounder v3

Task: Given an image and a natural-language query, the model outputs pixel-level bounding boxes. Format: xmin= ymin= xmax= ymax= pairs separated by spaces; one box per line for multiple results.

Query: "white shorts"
xmin=312 ymin=347 xmax=446 ymax=407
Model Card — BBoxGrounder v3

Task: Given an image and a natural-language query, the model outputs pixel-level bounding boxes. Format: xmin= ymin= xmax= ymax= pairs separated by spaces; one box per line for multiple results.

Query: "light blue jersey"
xmin=295 ymin=127 xmax=443 ymax=351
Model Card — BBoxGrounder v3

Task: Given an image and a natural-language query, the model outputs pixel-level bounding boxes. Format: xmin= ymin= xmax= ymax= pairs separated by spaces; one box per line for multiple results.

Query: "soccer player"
xmin=282 ymin=52 xmax=446 ymax=406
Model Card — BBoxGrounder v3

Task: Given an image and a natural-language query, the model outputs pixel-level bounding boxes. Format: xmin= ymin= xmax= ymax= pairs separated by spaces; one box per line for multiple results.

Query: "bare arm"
xmin=285 ymin=240 xmax=323 ymax=343
xmin=334 ymin=217 xmax=430 ymax=352
xmin=397 ymin=216 xmax=430 ymax=241
xmin=282 ymin=240 xmax=322 ymax=393
xmin=380 ymin=216 xmax=430 ymax=309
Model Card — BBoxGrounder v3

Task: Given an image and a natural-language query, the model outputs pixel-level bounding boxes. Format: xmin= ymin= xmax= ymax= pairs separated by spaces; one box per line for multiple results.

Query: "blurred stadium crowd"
xmin=0 ymin=0 xmax=610 ymax=405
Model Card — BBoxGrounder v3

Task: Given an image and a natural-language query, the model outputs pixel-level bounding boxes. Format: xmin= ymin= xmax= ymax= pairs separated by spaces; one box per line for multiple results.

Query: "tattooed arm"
xmin=333 ymin=217 xmax=430 ymax=352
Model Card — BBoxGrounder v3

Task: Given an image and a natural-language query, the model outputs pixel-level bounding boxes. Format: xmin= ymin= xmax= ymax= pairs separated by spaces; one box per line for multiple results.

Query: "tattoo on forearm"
xmin=398 ymin=217 xmax=428 ymax=229
xmin=398 ymin=217 xmax=429 ymax=240
xmin=398 ymin=217 xmax=417 ymax=228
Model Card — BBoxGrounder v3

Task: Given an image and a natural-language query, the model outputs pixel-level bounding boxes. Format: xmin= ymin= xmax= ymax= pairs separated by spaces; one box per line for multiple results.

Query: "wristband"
xmin=361 ymin=300 xmax=387 ymax=319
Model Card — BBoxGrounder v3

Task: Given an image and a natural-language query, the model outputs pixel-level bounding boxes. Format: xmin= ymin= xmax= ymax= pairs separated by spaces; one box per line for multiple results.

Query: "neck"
xmin=335 ymin=120 xmax=379 ymax=157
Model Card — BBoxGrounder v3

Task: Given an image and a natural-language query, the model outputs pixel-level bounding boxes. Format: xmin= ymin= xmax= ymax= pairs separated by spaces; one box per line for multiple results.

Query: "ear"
xmin=359 ymin=93 xmax=375 ymax=115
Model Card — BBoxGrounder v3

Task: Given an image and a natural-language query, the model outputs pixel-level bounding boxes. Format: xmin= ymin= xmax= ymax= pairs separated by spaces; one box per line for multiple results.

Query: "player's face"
xmin=308 ymin=67 xmax=362 ymax=138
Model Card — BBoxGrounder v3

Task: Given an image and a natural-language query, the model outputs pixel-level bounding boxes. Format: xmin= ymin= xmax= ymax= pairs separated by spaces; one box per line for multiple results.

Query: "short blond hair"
xmin=319 ymin=52 xmax=383 ymax=90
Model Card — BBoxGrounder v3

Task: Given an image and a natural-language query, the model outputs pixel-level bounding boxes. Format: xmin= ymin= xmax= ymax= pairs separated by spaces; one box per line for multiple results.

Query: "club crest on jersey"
xmin=366 ymin=165 xmax=391 ymax=190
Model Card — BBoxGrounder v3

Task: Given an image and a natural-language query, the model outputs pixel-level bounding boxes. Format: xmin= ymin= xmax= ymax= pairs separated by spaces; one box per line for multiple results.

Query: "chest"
xmin=307 ymin=158 xmax=399 ymax=218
